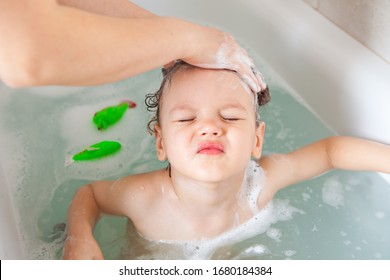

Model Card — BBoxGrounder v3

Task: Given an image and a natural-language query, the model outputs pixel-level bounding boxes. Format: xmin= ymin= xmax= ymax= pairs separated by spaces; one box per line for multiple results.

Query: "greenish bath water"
xmin=1 ymin=62 xmax=389 ymax=259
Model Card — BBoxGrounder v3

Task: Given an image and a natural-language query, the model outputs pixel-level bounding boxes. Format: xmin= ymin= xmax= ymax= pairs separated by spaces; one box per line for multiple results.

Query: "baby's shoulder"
xmin=112 ymin=169 xmax=167 ymax=199
xmin=88 ymin=169 xmax=167 ymax=221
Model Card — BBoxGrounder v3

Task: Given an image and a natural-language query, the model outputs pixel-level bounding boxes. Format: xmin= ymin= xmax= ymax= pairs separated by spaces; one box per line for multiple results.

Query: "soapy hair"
xmin=145 ymin=61 xmax=270 ymax=134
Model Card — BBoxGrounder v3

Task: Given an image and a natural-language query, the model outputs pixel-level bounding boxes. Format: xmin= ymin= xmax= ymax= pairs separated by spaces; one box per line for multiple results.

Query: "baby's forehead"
xmin=167 ymin=67 xmax=251 ymax=97
xmin=162 ymin=68 xmax=256 ymax=110
xmin=173 ymin=67 xmax=240 ymax=83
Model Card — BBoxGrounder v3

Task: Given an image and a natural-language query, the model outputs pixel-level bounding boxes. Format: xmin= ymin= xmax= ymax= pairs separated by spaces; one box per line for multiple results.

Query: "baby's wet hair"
xmin=257 ymin=85 xmax=270 ymax=106
xmin=145 ymin=61 xmax=190 ymax=134
xmin=145 ymin=61 xmax=270 ymax=134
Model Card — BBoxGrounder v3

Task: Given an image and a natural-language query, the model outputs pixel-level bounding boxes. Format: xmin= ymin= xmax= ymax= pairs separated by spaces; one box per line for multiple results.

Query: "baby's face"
xmin=155 ymin=67 xmax=265 ymax=183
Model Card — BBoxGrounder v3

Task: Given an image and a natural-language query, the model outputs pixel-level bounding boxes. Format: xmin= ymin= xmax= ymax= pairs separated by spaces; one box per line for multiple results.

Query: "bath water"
xmin=1 ymin=58 xmax=389 ymax=259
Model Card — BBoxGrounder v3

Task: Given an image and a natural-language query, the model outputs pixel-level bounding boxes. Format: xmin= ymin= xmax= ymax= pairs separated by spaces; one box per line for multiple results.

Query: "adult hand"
xmin=181 ymin=25 xmax=267 ymax=93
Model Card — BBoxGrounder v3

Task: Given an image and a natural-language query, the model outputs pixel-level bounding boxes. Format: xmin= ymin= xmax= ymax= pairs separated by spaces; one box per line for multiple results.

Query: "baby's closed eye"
xmin=220 ymin=107 xmax=247 ymax=122
xmin=221 ymin=116 xmax=242 ymax=121
xmin=177 ymin=117 xmax=195 ymax=122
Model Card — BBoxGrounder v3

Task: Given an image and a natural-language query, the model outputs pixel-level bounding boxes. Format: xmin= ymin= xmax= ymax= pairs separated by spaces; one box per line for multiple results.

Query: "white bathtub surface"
xmin=0 ymin=162 xmax=23 ymax=259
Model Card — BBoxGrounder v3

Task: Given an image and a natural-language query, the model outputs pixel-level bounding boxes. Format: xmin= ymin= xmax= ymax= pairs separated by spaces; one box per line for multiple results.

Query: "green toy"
xmin=66 ymin=141 xmax=121 ymax=166
xmin=93 ymin=100 xmax=137 ymax=130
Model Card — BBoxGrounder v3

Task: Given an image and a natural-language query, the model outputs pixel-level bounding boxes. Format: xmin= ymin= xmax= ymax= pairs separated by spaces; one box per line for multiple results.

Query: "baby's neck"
xmin=168 ymin=168 xmax=246 ymax=216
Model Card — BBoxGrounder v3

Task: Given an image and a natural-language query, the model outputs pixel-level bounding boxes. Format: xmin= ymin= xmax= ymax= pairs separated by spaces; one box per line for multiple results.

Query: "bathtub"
xmin=1 ymin=0 xmax=389 ymax=259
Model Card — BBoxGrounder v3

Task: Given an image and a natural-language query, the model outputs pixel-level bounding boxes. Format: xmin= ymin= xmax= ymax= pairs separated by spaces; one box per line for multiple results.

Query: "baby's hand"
xmin=62 ymin=235 xmax=104 ymax=260
xmin=182 ymin=25 xmax=266 ymax=93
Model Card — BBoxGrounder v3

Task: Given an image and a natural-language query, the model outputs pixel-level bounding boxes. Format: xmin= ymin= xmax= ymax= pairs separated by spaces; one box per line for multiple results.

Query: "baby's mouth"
xmin=197 ymin=142 xmax=225 ymax=155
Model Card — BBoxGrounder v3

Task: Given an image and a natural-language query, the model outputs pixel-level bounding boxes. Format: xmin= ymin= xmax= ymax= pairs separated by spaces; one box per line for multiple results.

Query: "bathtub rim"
xmin=0 ymin=160 xmax=24 ymax=259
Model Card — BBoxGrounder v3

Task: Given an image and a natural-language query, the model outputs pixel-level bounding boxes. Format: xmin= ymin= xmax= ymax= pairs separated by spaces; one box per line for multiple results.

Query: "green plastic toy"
xmin=93 ymin=100 xmax=137 ymax=130
xmin=66 ymin=141 xmax=121 ymax=166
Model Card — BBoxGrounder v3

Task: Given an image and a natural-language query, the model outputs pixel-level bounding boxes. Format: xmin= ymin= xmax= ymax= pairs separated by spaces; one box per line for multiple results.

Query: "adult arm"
xmin=0 ymin=0 xmax=261 ymax=91
xmin=57 ymin=0 xmax=155 ymax=18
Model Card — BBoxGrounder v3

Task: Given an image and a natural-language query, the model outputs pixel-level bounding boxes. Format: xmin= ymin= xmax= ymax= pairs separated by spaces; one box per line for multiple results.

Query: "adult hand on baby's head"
xmin=179 ymin=24 xmax=266 ymax=93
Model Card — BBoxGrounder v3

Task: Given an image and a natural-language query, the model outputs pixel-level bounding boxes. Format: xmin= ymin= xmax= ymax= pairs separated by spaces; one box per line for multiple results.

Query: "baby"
xmin=63 ymin=62 xmax=390 ymax=259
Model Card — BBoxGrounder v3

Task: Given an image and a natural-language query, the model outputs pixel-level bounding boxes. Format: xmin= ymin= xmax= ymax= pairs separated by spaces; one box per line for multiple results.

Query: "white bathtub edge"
xmin=0 ymin=161 xmax=23 ymax=259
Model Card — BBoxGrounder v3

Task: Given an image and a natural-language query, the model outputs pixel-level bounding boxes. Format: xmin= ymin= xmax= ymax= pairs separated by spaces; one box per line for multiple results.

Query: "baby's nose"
xmin=198 ymin=119 xmax=223 ymax=137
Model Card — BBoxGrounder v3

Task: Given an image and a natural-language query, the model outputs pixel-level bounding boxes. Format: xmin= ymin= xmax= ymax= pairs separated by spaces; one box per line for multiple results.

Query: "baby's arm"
xmin=260 ymin=136 xmax=390 ymax=191
xmin=63 ymin=183 xmax=105 ymax=259
xmin=63 ymin=179 xmax=131 ymax=259
xmin=63 ymin=175 xmax=149 ymax=259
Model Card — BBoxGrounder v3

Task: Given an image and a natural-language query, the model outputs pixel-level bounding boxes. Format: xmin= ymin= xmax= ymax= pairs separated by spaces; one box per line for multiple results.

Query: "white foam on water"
xmin=232 ymin=244 xmax=270 ymax=259
xmin=321 ymin=176 xmax=345 ymax=209
xmin=375 ymin=211 xmax=385 ymax=219
xmin=266 ymin=227 xmax=282 ymax=242
xmin=284 ymin=250 xmax=296 ymax=257
xmin=237 ymin=161 xmax=265 ymax=214
xmin=302 ymin=192 xmax=311 ymax=201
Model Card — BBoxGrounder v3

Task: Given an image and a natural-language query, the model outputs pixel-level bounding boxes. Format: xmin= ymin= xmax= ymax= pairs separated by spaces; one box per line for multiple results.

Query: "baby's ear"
xmin=252 ymin=122 xmax=265 ymax=159
xmin=154 ymin=124 xmax=167 ymax=161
